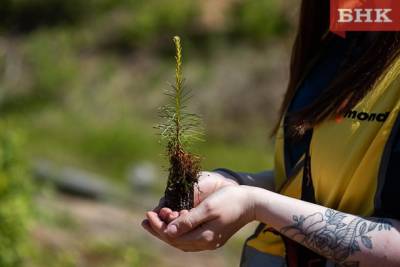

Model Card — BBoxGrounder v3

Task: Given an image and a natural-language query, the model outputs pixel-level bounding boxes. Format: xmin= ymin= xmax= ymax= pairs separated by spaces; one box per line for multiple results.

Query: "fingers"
xmin=152 ymin=197 xmax=165 ymax=213
xmin=141 ymin=219 xmax=160 ymax=237
xmin=146 ymin=211 xmax=168 ymax=235
xmin=159 ymin=207 xmax=172 ymax=221
xmin=144 ymin=211 xmax=179 ymax=245
xmin=143 ymin=208 xmax=225 ymax=252
xmin=165 ymin=202 xmax=216 ymax=238
xmin=143 ymin=215 xmax=223 ymax=252
xmin=142 ymin=216 xmax=185 ymax=252
xmin=175 ymin=224 xmax=223 ymax=250
xmin=168 ymin=211 xmax=179 ymax=222
xmin=159 ymin=207 xmax=180 ymax=223
xmin=172 ymin=220 xmax=227 ymax=251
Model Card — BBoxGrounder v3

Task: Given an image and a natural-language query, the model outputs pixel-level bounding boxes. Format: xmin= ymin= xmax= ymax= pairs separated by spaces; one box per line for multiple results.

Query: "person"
xmin=141 ymin=1 xmax=400 ymax=266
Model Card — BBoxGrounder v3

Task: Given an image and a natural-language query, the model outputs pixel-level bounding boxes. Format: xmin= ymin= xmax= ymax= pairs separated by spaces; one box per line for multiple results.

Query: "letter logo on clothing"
xmin=344 ymin=110 xmax=390 ymax=122
xmin=330 ymin=0 xmax=400 ymax=37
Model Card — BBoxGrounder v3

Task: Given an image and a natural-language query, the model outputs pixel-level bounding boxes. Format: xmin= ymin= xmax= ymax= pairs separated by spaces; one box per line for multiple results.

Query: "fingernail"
xmin=167 ymin=224 xmax=177 ymax=236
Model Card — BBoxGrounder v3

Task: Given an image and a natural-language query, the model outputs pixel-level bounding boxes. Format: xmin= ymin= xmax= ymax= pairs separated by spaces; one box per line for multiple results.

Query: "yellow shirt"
xmin=244 ymin=56 xmax=400 ymax=259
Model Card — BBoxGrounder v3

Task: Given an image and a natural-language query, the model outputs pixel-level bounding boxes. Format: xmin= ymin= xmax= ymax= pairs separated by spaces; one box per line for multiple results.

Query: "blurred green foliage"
xmin=109 ymin=0 xmax=199 ymax=49
xmin=1 ymin=0 xmax=290 ymax=46
xmin=0 ymin=123 xmax=31 ymax=267
xmin=0 ymin=0 xmax=286 ymax=178
xmin=0 ymin=1 xmax=291 ymax=265
xmin=26 ymin=33 xmax=77 ymax=97
xmin=0 ymin=32 xmax=78 ymax=113
xmin=230 ymin=0 xmax=290 ymax=41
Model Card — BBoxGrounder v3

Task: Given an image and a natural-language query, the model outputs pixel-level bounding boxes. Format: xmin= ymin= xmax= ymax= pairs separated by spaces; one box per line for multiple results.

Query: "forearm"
xmin=213 ymin=169 xmax=275 ymax=190
xmin=249 ymin=187 xmax=400 ymax=267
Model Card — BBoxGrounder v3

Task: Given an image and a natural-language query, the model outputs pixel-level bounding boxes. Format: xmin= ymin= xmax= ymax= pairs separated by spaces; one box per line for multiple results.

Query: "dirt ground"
xmin=31 ymin=193 xmax=257 ymax=267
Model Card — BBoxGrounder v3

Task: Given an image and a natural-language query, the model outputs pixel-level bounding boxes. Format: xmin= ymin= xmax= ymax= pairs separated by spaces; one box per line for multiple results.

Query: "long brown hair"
xmin=273 ymin=0 xmax=400 ymax=136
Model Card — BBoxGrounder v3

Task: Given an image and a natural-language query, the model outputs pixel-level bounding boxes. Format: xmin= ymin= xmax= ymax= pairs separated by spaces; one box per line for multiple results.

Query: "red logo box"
xmin=330 ymin=0 xmax=400 ymax=37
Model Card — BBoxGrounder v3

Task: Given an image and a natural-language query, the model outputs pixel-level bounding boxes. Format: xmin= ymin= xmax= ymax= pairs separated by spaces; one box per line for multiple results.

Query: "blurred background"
xmin=0 ymin=0 xmax=298 ymax=266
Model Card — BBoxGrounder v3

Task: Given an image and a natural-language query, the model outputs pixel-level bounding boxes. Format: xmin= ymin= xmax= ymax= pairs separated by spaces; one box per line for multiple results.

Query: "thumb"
xmin=165 ymin=203 xmax=214 ymax=237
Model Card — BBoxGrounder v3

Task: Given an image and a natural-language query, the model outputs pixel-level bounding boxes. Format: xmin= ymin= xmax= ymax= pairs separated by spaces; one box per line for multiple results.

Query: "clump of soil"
xmin=164 ymin=145 xmax=200 ymax=211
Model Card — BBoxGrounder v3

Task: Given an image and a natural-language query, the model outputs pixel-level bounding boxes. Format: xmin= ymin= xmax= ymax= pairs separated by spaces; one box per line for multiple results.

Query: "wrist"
xmin=245 ymin=186 xmax=273 ymax=222
xmin=241 ymin=185 xmax=259 ymax=223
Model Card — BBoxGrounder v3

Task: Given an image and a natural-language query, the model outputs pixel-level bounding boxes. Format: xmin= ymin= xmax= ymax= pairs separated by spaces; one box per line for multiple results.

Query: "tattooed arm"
xmin=144 ymin=186 xmax=399 ymax=265
xmin=251 ymin=188 xmax=400 ymax=267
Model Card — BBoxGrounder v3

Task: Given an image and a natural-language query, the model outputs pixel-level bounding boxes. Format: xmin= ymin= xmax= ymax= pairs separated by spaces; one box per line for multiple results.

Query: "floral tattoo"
xmin=281 ymin=209 xmax=393 ymax=266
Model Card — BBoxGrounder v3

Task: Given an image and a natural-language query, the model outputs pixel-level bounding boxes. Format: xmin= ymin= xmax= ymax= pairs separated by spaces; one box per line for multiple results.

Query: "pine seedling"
xmin=156 ymin=36 xmax=203 ymax=211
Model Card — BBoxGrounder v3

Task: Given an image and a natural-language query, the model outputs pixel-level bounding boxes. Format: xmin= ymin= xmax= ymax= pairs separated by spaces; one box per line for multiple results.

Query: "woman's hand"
xmin=151 ymin=171 xmax=240 ymax=223
xmin=193 ymin=171 xmax=240 ymax=205
xmin=142 ymin=185 xmax=255 ymax=252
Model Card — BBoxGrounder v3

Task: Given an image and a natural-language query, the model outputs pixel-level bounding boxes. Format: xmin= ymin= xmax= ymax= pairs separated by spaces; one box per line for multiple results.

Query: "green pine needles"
xmin=157 ymin=36 xmax=203 ymax=211
xmin=158 ymin=36 xmax=203 ymax=150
